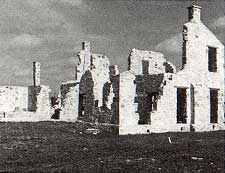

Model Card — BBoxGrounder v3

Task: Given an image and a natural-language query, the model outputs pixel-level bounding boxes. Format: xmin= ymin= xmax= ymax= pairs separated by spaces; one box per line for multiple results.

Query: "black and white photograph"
xmin=0 ymin=0 xmax=224 ymax=172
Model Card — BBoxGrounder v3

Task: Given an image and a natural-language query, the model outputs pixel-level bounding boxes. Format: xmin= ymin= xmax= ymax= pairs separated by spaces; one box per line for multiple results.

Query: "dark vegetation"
xmin=0 ymin=122 xmax=223 ymax=172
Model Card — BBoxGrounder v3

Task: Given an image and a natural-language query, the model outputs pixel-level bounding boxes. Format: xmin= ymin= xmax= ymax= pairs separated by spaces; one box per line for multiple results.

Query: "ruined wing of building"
xmin=0 ymin=62 xmax=51 ymax=121
xmin=0 ymin=5 xmax=224 ymax=135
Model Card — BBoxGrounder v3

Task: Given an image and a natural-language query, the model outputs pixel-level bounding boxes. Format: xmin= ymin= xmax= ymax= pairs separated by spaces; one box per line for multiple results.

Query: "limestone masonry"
xmin=0 ymin=5 xmax=224 ymax=134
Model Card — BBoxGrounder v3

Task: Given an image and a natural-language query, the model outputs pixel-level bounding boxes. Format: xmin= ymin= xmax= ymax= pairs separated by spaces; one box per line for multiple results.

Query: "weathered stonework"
xmin=0 ymin=86 xmax=28 ymax=113
xmin=76 ymin=41 xmax=92 ymax=82
xmin=101 ymin=65 xmax=120 ymax=124
xmin=59 ymin=81 xmax=79 ymax=121
xmin=119 ymin=5 xmax=224 ymax=134
xmin=128 ymin=48 xmax=176 ymax=75
xmin=33 ymin=61 xmax=41 ymax=87
xmin=0 ymin=62 xmax=51 ymax=122
xmin=35 ymin=85 xmax=51 ymax=120
xmin=75 ymin=42 xmax=118 ymax=124
xmin=0 ymin=5 xmax=223 ymax=135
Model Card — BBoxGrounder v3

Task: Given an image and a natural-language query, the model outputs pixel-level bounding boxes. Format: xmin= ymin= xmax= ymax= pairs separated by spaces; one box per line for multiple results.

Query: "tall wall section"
xmin=0 ymin=86 xmax=28 ymax=113
xmin=119 ymin=5 xmax=224 ymax=135
xmin=59 ymin=81 xmax=79 ymax=121
xmin=76 ymin=42 xmax=119 ymax=124
xmin=0 ymin=61 xmax=51 ymax=121
xmin=178 ymin=5 xmax=224 ymax=131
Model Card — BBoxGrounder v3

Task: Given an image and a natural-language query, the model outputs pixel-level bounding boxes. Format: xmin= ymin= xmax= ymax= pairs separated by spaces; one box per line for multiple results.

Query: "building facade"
xmin=119 ymin=5 xmax=224 ymax=134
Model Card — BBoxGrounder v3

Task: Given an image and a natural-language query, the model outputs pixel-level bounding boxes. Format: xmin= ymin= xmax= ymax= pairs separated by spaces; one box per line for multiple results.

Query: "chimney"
xmin=82 ymin=41 xmax=90 ymax=52
xmin=33 ymin=61 xmax=41 ymax=87
xmin=187 ymin=5 xmax=201 ymax=22
xmin=109 ymin=65 xmax=119 ymax=76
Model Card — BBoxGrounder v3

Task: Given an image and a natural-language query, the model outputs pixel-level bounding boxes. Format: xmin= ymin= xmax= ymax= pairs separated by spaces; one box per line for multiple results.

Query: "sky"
xmin=0 ymin=0 xmax=224 ymax=93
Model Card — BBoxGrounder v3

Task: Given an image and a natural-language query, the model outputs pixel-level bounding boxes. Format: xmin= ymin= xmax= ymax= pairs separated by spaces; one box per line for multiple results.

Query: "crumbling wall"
xmin=76 ymin=45 xmax=115 ymax=123
xmin=76 ymin=42 xmax=92 ymax=81
xmin=0 ymin=85 xmax=51 ymax=121
xmin=101 ymin=65 xmax=120 ymax=124
xmin=103 ymin=82 xmax=113 ymax=110
xmin=128 ymin=48 xmax=175 ymax=75
xmin=119 ymin=71 xmax=192 ymax=135
xmin=0 ymin=86 xmax=28 ymax=113
xmin=149 ymin=74 xmax=191 ymax=133
xmin=119 ymin=71 xmax=138 ymax=134
xmin=78 ymin=64 xmax=112 ymax=123
xmin=79 ymin=70 xmax=95 ymax=121
xmin=28 ymin=85 xmax=51 ymax=120
xmin=35 ymin=85 xmax=51 ymax=120
xmin=76 ymin=42 xmax=114 ymax=123
xmin=120 ymin=67 xmax=223 ymax=135
xmin=0 ymin=60 xmax=52 ymax=121
xmin=134 ymin=74 xmax=164 ymax=125
xmin=59 ymin=81 xmax=79 ymax=121
xmin=100 ymin=81 xmax=114 ymax=123
xmin=90 ymin=54 xmax=110 ymax=107
xmin=109 ymin=66 xmax=120 ymax=124
xmin=28 ymin=86 xmax=41 ymax=112
xmin=120 ymin=49 xmax=180 ymax=134
xmin=119 ymin=5 xmax=224 ymax=135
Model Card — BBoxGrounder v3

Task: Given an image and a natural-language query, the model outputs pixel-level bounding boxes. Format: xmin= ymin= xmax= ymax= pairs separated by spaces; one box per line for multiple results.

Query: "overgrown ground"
xmin=0 ymin=122 xmax=223 ymax=172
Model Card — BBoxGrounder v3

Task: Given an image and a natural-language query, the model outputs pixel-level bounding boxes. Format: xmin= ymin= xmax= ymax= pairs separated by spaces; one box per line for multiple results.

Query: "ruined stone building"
xmin=58 ymin=41 xmax=120 ymax=124
xmin=118 ymin=5 xmax=224 ymax=134
xmin=58 ymin=5 xmax=225 ymax=134
xmin=0 ymin=5 xmax=224 ymax=134
xmin=0 ymin=62 xmax=51 ymax=121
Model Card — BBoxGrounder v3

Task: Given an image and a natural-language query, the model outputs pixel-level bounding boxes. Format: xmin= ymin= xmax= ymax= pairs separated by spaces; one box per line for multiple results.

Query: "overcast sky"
xmin=0 ymin=0 xmax=224 ymax=92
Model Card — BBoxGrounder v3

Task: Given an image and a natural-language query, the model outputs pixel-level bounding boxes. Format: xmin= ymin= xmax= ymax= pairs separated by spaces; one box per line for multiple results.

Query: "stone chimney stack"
xmin=82 ymin=41 xmax=90 ymax=52
xmin=109 ymin=65 xmax=119 ymax=76
xmin=33 ymin=61 xmax=40 ymax=87
xmin=187 ymin=5 xmax=201 ymax=22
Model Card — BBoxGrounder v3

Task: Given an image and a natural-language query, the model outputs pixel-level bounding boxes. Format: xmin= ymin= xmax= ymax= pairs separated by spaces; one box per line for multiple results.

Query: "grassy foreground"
xmin=0 ymin=122 xmax=223 ymax=172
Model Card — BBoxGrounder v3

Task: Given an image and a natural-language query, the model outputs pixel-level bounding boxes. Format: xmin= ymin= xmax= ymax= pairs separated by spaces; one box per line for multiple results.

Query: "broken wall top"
xmin=90 ymin=53 xmax=110 ymax=72
xmin=135 ymin=74 xmax=164 ymax=94
xmin=76 ymin=42 xmax=112 ymax=82
xmin=128 ymin=48 xmax=176 ymax=75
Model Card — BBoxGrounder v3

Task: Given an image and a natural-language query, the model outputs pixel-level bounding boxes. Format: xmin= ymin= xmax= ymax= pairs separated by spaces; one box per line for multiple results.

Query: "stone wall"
xmin=128 ymin=48 xmax=176 ymax=75
xmin=79 ymin=70 xmax=95 ymax=121
xmin=134 ymin=74 xmax=164 ymax=125
xmin=0 ymin=5 xmax=223 ymax=134
xmin=28 ymin=85 xmax=51 ymax=117
xmin=76 ymin=42 xmax=116 ymax=124
xmin=59 ymin=81 xmax=79 ymax=121
xmin=110 ymin=75 xmax=120 ymax=124
xmin=28 ymin=86 xmax=41 ymax=112
xmin=0 ymin=60 xmax=51 ymax=121
xmin=76 ymin=42 xmax=92 ymax=81
xmin=119 ymin=71 xmax=138 ymax=131
xmin=101 ymin=65 xmax=120 ymax=124
xmin=90 ymin=54 xmax=110 ymax=107
xmin=35 ymin=85 xmax=51 ymax=120
xmin=119 ymin=5 xmax=224 ymax=135
xmin=78 ymin=65 xmax=112 ymax=123
xmin=0 ymin=86 xmax=28 ymax=113
xmin=0 ymin=85 xmax=51 ymax=121
xmin=179 ymin=5 xmax=224 ymax=131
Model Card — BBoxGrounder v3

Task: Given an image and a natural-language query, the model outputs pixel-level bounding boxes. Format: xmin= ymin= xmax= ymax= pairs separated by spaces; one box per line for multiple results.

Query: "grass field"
xmin=0 ymin=122 xmax=223 ymax=172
